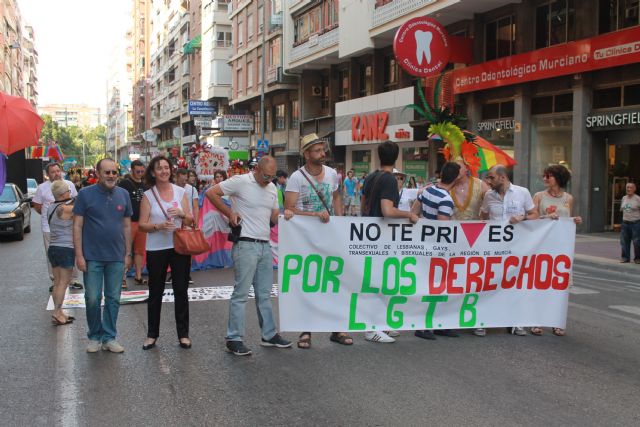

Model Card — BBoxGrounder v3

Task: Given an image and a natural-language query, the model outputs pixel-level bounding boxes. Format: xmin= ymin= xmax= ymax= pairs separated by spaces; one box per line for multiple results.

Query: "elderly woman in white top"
xmin=138 ymin=156 xmax=194 ymax=350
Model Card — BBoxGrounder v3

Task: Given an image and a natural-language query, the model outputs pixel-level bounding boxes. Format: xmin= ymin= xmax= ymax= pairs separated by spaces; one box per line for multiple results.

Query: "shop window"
xmin=599 ymin=0 xmax=640 ymax=34
xmin=291 ymin=99 xmax=300 ymax=128
xmin=274 ymin=104 xmax=285 ymax=130
xmin=623 ymin=84 xmax=640 ymax=106
xmin=593 ymin=87 xmax=622 ymax=109
xmin=554 ymin=93 xmax=573 ymax=112
xmin=481 ymin=103 xmax=500 ymax=120
xmin=485 ymin=16 xmax=516 ymax=61
xmin=384 ymin=56 xmax=398 ymax=89
xmin=352 ymin=150 xmax=372 ymax=176
xmin=532 ymin=96 xmax=553 ymax=115
xmin=529 ymin=115 xmax=573 ymax=194
xmin=535 ymin=0 xmax=575 ymax=49
xmin=501 ymin=101 xmax=514 ymax=118
xmin=338 ymin=68 xmax=350 ymax=102
xmin=359 ymin=64 xmax=373 ymax=97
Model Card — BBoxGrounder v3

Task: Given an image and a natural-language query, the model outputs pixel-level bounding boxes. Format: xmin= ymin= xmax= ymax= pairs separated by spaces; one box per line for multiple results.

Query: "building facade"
xmin=280 ymin=0 xmax=640 ymax=232
xmin=131 ymin=0 xmax=152 ymax=146
xmin=39 ymin=104 xmax=103 ymax=128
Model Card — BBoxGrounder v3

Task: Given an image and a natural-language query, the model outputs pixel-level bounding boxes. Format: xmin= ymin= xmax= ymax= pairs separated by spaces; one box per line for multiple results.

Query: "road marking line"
xmin=569 ymin=287 xmax=600 ymax=295
xmin=56 ymin=325 xmax=79 ymax=427
xmin=609 ymin=305 xmax=640 ymax=316
xmin=569 ymin=302 xmax=640 ymax=326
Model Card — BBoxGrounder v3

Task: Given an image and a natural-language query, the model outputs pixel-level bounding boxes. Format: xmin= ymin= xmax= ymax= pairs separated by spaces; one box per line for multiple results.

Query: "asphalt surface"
xmin=1 ymin=213 xmax=639 ymax=426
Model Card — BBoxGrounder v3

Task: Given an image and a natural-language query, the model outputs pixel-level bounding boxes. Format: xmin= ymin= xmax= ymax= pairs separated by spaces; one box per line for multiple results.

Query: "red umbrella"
xmin=0 ymin=92 xmax=45 ymax=155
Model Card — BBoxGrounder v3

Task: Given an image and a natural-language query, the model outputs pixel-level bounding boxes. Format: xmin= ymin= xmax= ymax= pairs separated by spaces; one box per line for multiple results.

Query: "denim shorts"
xmin=48 ymin=246 xmax=75 ymax=269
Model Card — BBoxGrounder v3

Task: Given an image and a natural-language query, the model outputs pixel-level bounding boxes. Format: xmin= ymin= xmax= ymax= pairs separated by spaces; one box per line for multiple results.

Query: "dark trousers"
xmin=146 ymin=248 xmax=191 ymax=339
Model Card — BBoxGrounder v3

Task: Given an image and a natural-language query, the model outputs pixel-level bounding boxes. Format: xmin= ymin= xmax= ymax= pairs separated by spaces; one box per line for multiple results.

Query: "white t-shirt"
xmin=480 ymin=183 xmax=534 ymax=221
xmin=398 ymin=188 xmax=419 ymax=212
xmin=219 ymin=172 xmax=278 ymax=241
xmin=285 ymin=165 xmax=339 ymax=214
xmin=33 ymin=179 xmax=77 ymax=233
xmin=144 ymin=184 xmax=186 ymax=251
xmin=183 ymin=183 xmax=198 ymax=214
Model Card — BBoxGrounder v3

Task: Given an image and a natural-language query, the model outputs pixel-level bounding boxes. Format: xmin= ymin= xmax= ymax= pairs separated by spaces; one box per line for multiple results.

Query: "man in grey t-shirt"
xmin=620 ymin=182 xmax=640 ymax=264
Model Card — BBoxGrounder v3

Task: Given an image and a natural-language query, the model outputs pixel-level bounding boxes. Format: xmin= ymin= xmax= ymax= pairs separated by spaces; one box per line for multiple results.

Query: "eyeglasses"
xmin=395 ymin=175 xmax=405 ymax=181
xmin=134 ymin=169 xmax=145 ymax=174
xmin=262 ymin=174 xmax=277 ymax=181
xmin=103 ymin=170 xmax=118 ymax=176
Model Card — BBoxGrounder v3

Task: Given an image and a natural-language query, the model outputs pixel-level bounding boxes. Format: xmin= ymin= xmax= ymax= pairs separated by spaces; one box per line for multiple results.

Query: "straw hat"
xmin=300 ymin=133 xmax=323 ymax=153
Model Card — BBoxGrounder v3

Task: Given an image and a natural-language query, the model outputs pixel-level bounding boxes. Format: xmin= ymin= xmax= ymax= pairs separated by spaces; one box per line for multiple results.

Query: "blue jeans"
xmin=620 ymin=221 xmax=640 ymax=261
xmin=227 ymin=241 xmax=277 ymax=342
xmin=83 ymin=261 xmax=124 ymax=343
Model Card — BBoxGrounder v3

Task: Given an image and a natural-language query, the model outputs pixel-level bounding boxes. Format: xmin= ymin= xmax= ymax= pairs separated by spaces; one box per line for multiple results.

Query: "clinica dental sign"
xmin=393 ymin=16 xmax=450 ymax=78
xmin=278 ymin=217 xmax=575 ymax=332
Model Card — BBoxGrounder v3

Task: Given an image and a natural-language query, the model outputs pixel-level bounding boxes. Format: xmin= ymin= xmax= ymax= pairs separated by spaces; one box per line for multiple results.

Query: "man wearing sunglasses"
xmin=73 ymin=158 xmax=133 ymax=353
xmin=283 ymin=133 xmax=352 ymax=349
xmin=118 ymin=160 xmax=147 ymax=286
xmin=206 ymin=155 xmax=291 ymax=356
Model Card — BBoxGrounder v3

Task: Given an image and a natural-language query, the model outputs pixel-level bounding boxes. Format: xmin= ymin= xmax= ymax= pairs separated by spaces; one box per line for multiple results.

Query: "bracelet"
xmin=153 ymin=224 xmax=158 ymax=231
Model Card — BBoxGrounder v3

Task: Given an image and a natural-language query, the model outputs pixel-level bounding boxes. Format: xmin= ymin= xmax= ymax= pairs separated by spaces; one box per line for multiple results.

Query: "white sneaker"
xmin=385 ymin=330 xmax=401 ymax=337
xmin=473 ymin=328 xmax=486 ymax=337
xmin=102 ymin=340 xmax=125 ymax=353
xmin=86 ymin=340 xmax=101 ymax=353
xmin=365 ymin=331 xmax=395 ymax=343
xmin=511 ymin=327 xmax=526 ymax=336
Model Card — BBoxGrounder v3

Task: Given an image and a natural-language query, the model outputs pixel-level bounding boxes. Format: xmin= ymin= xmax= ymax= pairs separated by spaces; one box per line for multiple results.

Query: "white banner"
xmin=278 ymin=217 xmax=576 ymax=332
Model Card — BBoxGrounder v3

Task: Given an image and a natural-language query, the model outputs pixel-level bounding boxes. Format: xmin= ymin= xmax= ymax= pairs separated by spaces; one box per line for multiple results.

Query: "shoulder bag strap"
xmin=150 ymin=186 xmax=170 ymax=220
xmin=48 ymin=202 xmax=62 ymax=225
xmin=298 ymin=167 xmax=331 ymax=214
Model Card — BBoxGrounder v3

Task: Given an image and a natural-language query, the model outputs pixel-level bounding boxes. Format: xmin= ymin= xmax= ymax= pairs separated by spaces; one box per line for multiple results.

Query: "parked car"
xmin=0 ymin=183 xmax=32 ymax=241
xmin=27 ymin=178 xmax=38 ymax=197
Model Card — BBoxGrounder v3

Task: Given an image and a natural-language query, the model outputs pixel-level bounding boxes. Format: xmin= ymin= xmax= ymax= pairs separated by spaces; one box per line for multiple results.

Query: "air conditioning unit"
xmin=311 ymin=86 xmax=322 ymax=97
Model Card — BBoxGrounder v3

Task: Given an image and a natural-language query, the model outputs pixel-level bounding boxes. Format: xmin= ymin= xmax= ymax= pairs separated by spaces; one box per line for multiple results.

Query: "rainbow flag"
xmin=471 ymin=134 xmax=516 ymax=172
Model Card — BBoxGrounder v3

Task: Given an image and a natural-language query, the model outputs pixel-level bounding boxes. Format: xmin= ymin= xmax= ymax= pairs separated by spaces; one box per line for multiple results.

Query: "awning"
xmin=183 ymin=35 xmax=202 ymax=54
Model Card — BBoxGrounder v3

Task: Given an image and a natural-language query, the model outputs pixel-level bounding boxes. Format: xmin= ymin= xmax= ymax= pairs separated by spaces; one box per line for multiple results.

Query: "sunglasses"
xmin=395 ymin=175 xmax=405 ymax=181
xmin=262 ymin=174 xmax=277 ymax=181
xmin=103 ymin=170 xmax=118 ymax=176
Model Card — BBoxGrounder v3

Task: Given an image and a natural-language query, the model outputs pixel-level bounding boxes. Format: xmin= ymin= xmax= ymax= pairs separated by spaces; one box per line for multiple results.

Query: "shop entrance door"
xmin=605 ymin=131 xmax=640 ymax=230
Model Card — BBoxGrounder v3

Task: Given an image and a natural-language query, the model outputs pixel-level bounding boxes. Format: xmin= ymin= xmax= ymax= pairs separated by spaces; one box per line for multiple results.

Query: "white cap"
xmin=392 ymin=168 xmax=406 ymax=176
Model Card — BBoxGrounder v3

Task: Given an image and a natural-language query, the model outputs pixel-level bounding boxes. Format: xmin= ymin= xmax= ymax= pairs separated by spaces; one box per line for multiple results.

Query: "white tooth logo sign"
xmin=414 ymin=30 xmax=433 ymax=65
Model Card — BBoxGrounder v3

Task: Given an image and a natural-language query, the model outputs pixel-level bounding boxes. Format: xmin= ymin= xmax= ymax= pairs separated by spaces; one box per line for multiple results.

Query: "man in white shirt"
xmin=206 ymin=156 xmax=291 ymax=356
xmin=480 ymin=164 xmax=538 ymax=336
xmin=32 ymin=162 xmax=81 ymax=290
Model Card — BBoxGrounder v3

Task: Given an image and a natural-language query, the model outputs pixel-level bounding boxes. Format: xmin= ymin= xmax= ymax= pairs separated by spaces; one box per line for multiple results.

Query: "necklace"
xmin=547 ymin=189 xmax=564 ymax=198
xmin=452 ymin=177 xmax=474 ymax=212
xmin=305 ymin=165 xmax=322 ymax=176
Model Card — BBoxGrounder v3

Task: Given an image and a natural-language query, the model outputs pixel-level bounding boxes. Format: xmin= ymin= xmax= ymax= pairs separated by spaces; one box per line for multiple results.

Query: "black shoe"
xmin=260 ymin=333 xmax=292 ymax=348
xmin=142 ymin=339 xmax=157 ymax=350
xmin=179 ymin=338 xmax=192 ymax=349
xmin=414 ymin=330 xmax=436 ymax=340
xmin=434 ymin=329 xmax=459 ymax=337
xmin=226 ymin=341 xmax=252 ymax=356
xmin=69 ymin=282 xmax=84 ymax=290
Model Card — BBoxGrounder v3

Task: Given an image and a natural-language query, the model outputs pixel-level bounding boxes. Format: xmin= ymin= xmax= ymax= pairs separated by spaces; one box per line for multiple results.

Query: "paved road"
xmin=1 ymin=214 xmax=639 ymax=426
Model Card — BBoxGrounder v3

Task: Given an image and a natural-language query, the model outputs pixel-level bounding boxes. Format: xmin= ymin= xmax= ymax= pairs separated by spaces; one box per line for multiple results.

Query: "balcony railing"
xmin=290 ymin=26 xmax=339 ymax=63
xmin=371 ymin=0 xmax=437 ymax=29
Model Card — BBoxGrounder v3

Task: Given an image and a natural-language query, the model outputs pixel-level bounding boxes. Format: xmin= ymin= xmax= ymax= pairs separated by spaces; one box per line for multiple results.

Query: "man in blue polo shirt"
xmin=73 ymin=158 xmax=132 ymax=353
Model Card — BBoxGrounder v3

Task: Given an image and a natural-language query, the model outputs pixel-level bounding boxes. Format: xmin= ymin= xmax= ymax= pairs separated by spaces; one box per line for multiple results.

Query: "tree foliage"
xmin=39 ymin=115 xmax=106 ymax=167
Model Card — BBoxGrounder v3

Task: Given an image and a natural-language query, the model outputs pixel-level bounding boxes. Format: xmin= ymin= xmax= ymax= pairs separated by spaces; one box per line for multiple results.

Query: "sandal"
xmin=51 ymin=315 xmax=73 ymax=326
xmin=134 ymin=277 xmax=148 ymax=286
xmin=121 ymin=279 xmax=128 ymax=290
xmin=530 ymin=327 xmax=543 ymax=336
xmin=297 ymin=333 xmax=311 ymax=349
xmin=330 ymin=332 xmax=353 ymax=345
xmin=552 ymin=328 xmax=565 ymax=336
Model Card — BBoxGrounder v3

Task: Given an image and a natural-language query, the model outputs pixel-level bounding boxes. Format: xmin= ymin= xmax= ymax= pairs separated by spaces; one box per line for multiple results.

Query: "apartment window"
xmin=216 ymin=30 xmax=232 ymax=47
xmin=265 ymin=108 xmax=271 ymax=131
xmin=328 ymin=0 xmax=339 ymax=27
xmin=535 ymin=0 xmax=575 ymax=49
xmin=247 ymin=14 xmax=254 ymax=40
xmin=274 ymin=104 xmax=286 ymax=130
xmin=293 ymin=6 xmax=322 ymax=44
xmin=255 ymin=111 xmax=261 ymax=134
xmin=217 ymin=0 xmax=229 ymax=10
xmin=291 ymin=99 xmax=300 ymax=129
xmin=258 ymin=5 xmax=264 ymax=33
xmin=321 ymin=75 xmax=330 ymax=112
xmin=247 ymin=61 xmax=253 ymax=89
xmin=485 ymin=16 xmax=516 ymax=60
xmin=338 ymin=69 xmax=350 ymax=102
xmin=481 ymin=100 xmax=514 ymax=119
xmin=269 ymin=38 xmax=281 ymax=67
xmin=238 ymin=20 xmax=244 ymax=46
xmin=236 ymin=67 xmax=243 ymax=96
xmin=593 ymin=87 xmax=622 ymax=109
xmin=384 ymin=56 xmax=398 ymax=88
xmin=258 ymin=56 xmax=263 ymax=83
xmin=599 ymin=0 xmax=640 ymax=33
xmin=359 ymin=64 xmax=373 ymax=97
xmin=624 ymin=84 xmax=640 ymax=106
xmin=271 ymin=0 xmax=282 ymax=14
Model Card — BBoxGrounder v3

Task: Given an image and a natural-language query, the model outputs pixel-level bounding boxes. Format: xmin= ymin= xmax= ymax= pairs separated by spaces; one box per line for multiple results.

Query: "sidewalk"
xmin=574 ymin=232 xmax=639 ymax=274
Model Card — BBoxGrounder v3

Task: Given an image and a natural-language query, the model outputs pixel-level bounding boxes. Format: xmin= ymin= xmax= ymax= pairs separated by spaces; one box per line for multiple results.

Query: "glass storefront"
xmin=529 ymin=115 xmax=573 ymax=193
xmin=351 ymin=149 xmax=371 ymax=176
xmin=476 ymin=126 xmax=515 ymax=162
xmin=402 ymin=146 xmax=429 ymax=184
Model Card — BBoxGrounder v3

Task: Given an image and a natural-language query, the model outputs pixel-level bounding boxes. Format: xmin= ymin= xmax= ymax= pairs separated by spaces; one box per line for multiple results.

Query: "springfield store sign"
xmin=335 ymin=87 xmax=414 ymax=146
xmin=453 ymin=26 xmax=640 ymax=94
xmin=586 ymin=110 xmax=640 ymax=130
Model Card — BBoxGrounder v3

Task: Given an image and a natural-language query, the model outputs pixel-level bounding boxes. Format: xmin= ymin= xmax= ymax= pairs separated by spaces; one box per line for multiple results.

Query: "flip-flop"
xmin=552 ymin=328 xmax=565 ymax=336
xmin=530 ymin=327 xmax=543 ymax=336
xmin=297 ymin=333 xmax=311 ymax=349
xmin=51 ymin=316 xmax=73 ymax=326
xmin=134 ymin=277 xmax=148 ymax=286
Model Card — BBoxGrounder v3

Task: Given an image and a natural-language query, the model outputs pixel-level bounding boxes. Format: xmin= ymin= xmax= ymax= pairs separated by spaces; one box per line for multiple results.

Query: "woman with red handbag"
xmin=138 ymin=156 xmax=194 ymax=350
